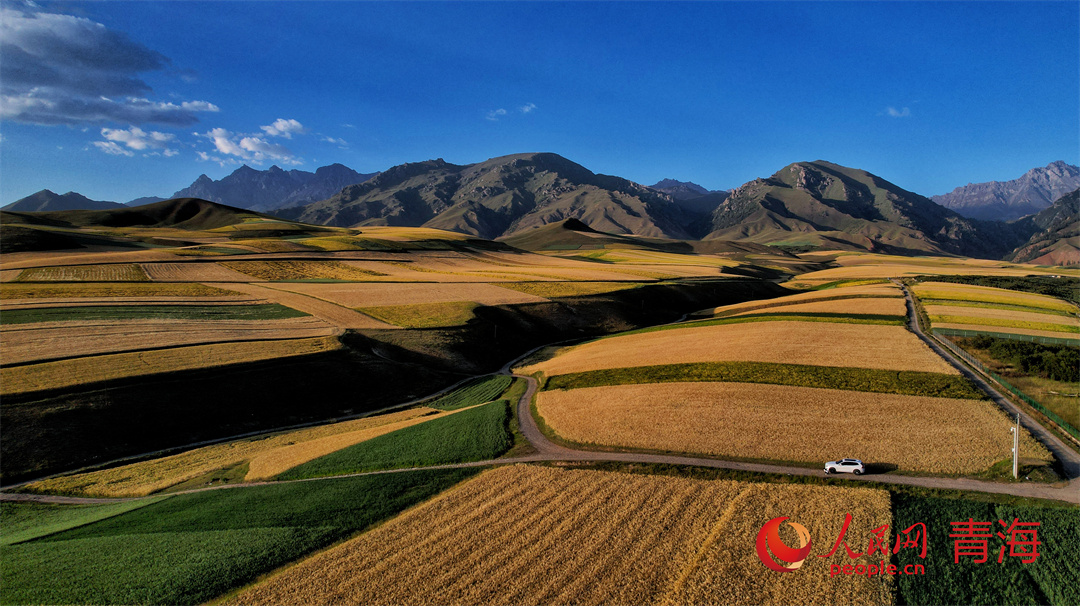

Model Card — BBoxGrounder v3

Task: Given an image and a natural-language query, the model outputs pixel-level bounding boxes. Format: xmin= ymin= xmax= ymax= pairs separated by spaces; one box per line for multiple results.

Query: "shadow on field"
xmin=864 ymin=462 xmax=899 ymax=474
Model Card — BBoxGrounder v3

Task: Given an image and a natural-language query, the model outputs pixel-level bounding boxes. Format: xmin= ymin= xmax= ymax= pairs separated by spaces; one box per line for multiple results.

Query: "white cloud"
xmin=520 ymin=103 xmax=537 ymax=114
xmin=886 ymin=106 xmax=911 ymax=118
xmin=100 ymin=126 xmax=174 ymax=151
xmin=486 ymin=108 xmax=508 ymax=121
xmin=198 ymin=127 xmax=301 ymax=165
xmin=260 ymin=118 xmax=306 ymax=138
xmin=321 ymin=136 xmax=347 ymax=146
xmin=163 ymin=148 xmax=179 ymax=157
xmin=0 ymin=6 xmax=220 ymax=126
xmin=93 ymin=140 xmax=134 ymax=156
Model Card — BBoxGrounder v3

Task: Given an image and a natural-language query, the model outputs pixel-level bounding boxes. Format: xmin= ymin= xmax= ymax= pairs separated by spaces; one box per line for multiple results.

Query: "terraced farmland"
xmin=703 ymin=282 xmax=901 ymax=317
xmin=913 ymin=282 xmax=1077 ymax=313
xmin=228 ymin=465 xmax=893 ymax=606
xmin=140 ymin=262 xmax=254 ymax=282
xmin=25 ymin=407 xmax=444 ymax=496
xmin=218 ymin=260 xmax=387 ymax=281
xmin=518 ymin=321 xmax=959 ymax=377
xmin=536 ymin=382 xmax=1050 ymax=473
xmin=726 ymin=296 xmax=906 ymax=318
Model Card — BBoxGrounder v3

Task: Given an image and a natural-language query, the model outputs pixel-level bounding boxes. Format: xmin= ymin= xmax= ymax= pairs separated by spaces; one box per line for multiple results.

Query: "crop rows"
xmin=15 ymin=264 xmax=149 ymax=282
xmin=727 ymin=296 xmax=907 ymax=318
xmin=228 ymin=465 xmax=893 ymax=606
xmin=357 ymin=301 xmax=480 ymax=328
xmin=219 ymin=260 xmax=387 ymax=281
xmin=536 ymin=382 xmax=1048 ymax=474
xmin=425 ymin=375 xmax=513 ymax=410
xmin=3 ymin=336 xmax=342 ymax=398
xmin=0 ymin=303 xmax=308 ymax=325
xmin=140 ymin=262 xmax=254 ymax=282
xmin=913 ymin=283 xmax=1076 ymax=313
xmin=706 ymin=283 xmax=901 ymax=316
xmin=518 ymin=321 xmax=959 ymax=377
xmin=926 ymin=312 xmax=1078 ymax=335
xmin=25 ymin=406 xmax=437 ymax=497
xmin=0 ymin=282 xmax=237 ymax=299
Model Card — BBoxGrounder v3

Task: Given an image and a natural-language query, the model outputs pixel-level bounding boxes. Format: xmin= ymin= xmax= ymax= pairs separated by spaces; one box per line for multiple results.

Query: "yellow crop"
xmin=219 ymin=260 xmax=386 ymax=281
xmin=227 ymin=465 xmax=893 ymax=606
xmin=0 ymin=282 xmax=237 ymax=299
xmin=536 ymin=382 xmax=1051 ymax=474
xmin=15 ymin=264 xmax=149 ymax=282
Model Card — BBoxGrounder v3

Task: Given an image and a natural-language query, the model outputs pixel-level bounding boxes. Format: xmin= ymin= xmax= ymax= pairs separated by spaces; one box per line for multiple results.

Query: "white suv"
xmin=825 ymin=458 xmax=865 ymax=475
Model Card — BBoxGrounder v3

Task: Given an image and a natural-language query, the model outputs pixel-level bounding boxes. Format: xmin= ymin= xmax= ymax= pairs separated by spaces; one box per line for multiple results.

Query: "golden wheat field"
xmin=535 ymin=382 xmax=1050 ymax=473
xmin=227 ymin=465 xmax=893 ymax=606
xmin=913 ymin=283 xmax=1078 ymax=313
xmin=925 ymin=305 xmax=1079 ymax=327
xmin=517 ymin=321 xmax=959 ymax=377
xmin=0 ymin=282 xmax=238 ymax=299
xmin=140 ymin=262 xmax=255 ymax=282
xmin=26 ymin=407 xmax=448 ymax=496
xmin=15 ymin=264 xmax=149 ymax=282
xmin=704 ymin=283 xmax=902 ymax=316
xmin=728 ymin=296 xmax=906 ymax=318
xmin=791 ymin=254 xmax=1072 ymax=283
xmin=0 ymin=316 xmax=335 ymax=364
xmin=218 ymin=260 xmax=387 ymax=281
xmin=357 ymin=301 xmax=480 ymax=328
xmin=932 ymin=323 xmax=1080 ymax=341
xmin=0 ymin=336 xmax=341 ymax=396
xmin=269 ymin=282 xmax=548 ymax=307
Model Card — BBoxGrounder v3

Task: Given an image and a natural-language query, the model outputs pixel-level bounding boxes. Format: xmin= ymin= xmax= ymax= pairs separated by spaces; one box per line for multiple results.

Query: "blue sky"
xmin=1 ymin=1 xmax=1076 ymax=205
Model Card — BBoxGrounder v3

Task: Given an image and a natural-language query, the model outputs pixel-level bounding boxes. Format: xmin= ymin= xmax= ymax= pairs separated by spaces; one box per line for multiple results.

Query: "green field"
xmin=543 ymin=361 xmax=987 ymax=400
xmin=426 ymin=375 xmax=513 ymax=410
xmin=0 ymin=304 xmax=308 ymax=325
xmin=929 ymin=315 xmax=1079 ymax=335
xmin=0 ymin=469 xmax=478 ymax=605
xmin=919 ymin=275 xmax=1080 ymax=305
xmin=893 ymin=493 xmax=1079 ymax=605
xmin=0 ymin=499 xmax=163 ymax=546
xmin=277 ymin=399 xmax=513 ymax=479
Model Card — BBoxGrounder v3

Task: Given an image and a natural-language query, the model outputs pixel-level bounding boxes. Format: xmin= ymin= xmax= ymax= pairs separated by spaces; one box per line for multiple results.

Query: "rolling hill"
xmin=704 ymin=161 xmax=1036 ymax=258
xmin=931 ymin=161 xmax=1080 ymax=221
xmin=1006 ymin=189 xmax=1080 ymax=265
xmin=2 ymin=190 xmax=125 ymax=212
xmin=280 ymin=153 xmax=700 ymax=240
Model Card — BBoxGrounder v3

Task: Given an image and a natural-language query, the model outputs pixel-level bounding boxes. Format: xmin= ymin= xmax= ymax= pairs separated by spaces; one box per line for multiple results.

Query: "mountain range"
xmin=168 ymin=163 xmax=378 ymax=211
xmin=2 ymin=190 xmax=125 ymax=212
xmin=931 ymin=161 xmax=1079 ymax=221
xmin=1006 ymin=189 xmax=1080 ymax=266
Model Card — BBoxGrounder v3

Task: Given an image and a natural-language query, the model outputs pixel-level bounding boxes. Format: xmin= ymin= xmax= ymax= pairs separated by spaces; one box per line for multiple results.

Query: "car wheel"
xmin=853 ymin=469 xmax=862 ymax=475
xmin=827 ymin=468 xmax=835 ymax=474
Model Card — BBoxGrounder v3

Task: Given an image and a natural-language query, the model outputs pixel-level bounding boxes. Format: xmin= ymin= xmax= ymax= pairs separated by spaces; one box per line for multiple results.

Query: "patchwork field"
xmin=357 ymin=301 xmax=480 ymax=328
xmin=0 ymin=316 xmax=335 ymax=364
xmin=24 ymin=407 xmax=444 ymax=496
xmin=913 ymin=282 xmax=1077 ymax=313
xmin=702 ymin=282 xmax=901 ymax=317
xmin=227 ymin=465 xmax=893 ymax=606
xmin=726 ymin=296 xmax=906 ymax=318
xmin=925 ymin=305 xmax=1078 ymax=334
xmin=218 ymin=260 xmax=388 ymax=281
xmin=518 ymin=321 xmax=959 ymax=377
xmin=1 ymin=336 xmax=342 ymax=396
xmin=140 ymin=262 xmax=255 ymax=282
xmin=536 ymin=382 xmax=1050 ymax=473
xmin=0 ymin=282 xmax=237 ymax=299
xmin=14 ymin=264 xmax=149 ymax=282
xmin=788 ymin=254 xmax=1075 ymax=286
xmin=271 ymin=281 xmax=547 ymax=307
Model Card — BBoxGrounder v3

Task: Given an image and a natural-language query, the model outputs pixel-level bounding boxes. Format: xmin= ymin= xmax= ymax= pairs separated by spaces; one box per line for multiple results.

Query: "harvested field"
xmin=270 ymin=282 xmax=548 ymax=307
xmin=913 ymin=283 xmax=1076 ymax=313
xmin=929 ymin=314 xmax=1078 ymax=335
xmin=793 ymin=257 xmax=1063 ymax=282
xmin=728 ymin=296 xmax=906 ymax=318
xmin=518 ymin=321 xmax=959 ymax=376
xmin=0 ymin=269 xmax=21 ymax=282
xmin=0 ymin=316 xmax=335 ymax=365
xmin=213 ymin=282 xmax=398 ymax=329
xmin=25 ymin=407 xmax=445 ymax=496
xmin=141 ymin=262 xmax=255 ymax=282
xmin=2 ymin=336 xmax=341 ymax=396
xmin=933 ymin=323 xmax=1080 ymax=341
xmin=536 ymin=382 xmax=1049 ymax=473
xmin=227 ymin=465 xmax=893 ymax=606
xmin=358 ymin=302 xmax=479 ymax=328
xmin=925 ymin=305 xmax=1079 ymax=327
xmin=15 ymin=264 xmax=148 ymax=282
xmin=0 ymin=282 xmax=237 ymax=299
xmin=219 ymin=260 xmax=387 ymax=281
xmin=497 ymin=281 xmax=647 ymax=298
xmin=705 ymin=283 xmax=901 ymax=316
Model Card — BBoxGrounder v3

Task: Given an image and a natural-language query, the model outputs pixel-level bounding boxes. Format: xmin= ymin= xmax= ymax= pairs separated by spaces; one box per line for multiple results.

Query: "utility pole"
xmin=1011 ymin=413 xmax=1020 ymax=480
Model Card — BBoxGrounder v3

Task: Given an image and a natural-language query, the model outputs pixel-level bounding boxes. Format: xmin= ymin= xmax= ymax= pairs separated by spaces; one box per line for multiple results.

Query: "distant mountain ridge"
xmin=170 ymin=163 xmax=378 ymax=211
xmin=931 ymin=161 xmax=1080 ymax=221
xmin=2 ymin=190 xmax=124 ymax=212
xmin=1006 ymin=189 xmax=1080 ymax=266
xmin=282 ymin=153 xmax=701 ymax=240
xmin=704 ymin=161 xmax=1036 ymax=258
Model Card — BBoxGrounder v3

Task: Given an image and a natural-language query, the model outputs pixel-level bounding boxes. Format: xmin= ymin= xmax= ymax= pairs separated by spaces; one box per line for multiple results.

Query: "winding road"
xmin=4 ymin=285 xmax=1078 ymax=506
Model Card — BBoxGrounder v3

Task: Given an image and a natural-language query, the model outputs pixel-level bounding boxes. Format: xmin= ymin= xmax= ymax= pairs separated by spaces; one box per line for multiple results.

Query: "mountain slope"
xmin=1006 ymin=189 xmax=1080 ymax=266
xmin=931 ymin=161 xmax=1080 ymax=221
xmin=2 ymin=198 xmax=266 ymax=231
xmin=171 ymin=164 xmax=377 ymax=211
xmin=704 ymin=161 xmax=1035 ymax=258
xmin=284 ymin=153 xmax=697 ymax=240
xmin=3 ymin=190 xmax=124 ymax=212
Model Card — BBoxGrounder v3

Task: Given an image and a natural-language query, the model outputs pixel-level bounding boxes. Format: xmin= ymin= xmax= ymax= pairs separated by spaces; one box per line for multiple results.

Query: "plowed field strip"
xmin=0 ymin=317 xmax=334 ymax=365
xmin=1 ymin=336 xmax=342 ymax=397
xmin=141 ymin=262 xmax=255 ymax=282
